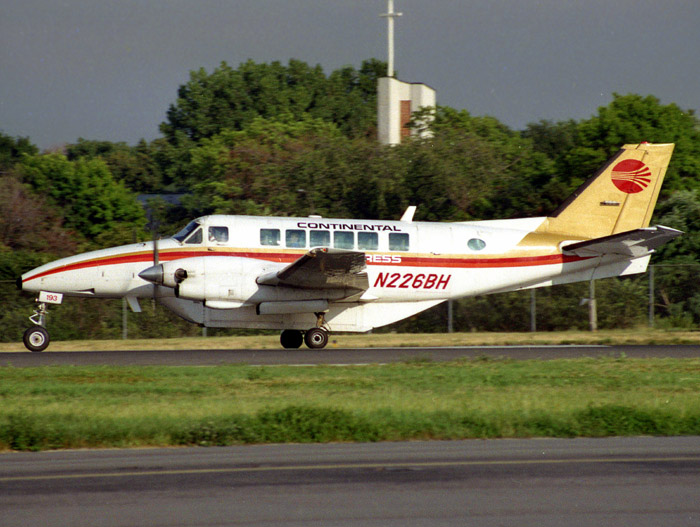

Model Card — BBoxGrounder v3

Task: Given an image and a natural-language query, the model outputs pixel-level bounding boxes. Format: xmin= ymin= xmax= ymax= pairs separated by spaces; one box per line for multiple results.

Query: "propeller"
xmin=139 ymin=211 xmax=190 ymax=298
xmin=153 ymin=225 xmax=159 ymax=267
xmin=138 ymin=265 xmax=188 ymax=296
xmin=145 ymin=207 xmax=161 ymax=305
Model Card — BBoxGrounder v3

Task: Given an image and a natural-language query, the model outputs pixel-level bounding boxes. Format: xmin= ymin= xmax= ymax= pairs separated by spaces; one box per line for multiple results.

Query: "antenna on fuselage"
xmin=400 ymin=205 xmax=416 ymax=222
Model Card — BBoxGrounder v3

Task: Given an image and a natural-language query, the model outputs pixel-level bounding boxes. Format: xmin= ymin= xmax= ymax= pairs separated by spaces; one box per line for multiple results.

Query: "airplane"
xmin=17 ymin=142 xmax=680 ymax=352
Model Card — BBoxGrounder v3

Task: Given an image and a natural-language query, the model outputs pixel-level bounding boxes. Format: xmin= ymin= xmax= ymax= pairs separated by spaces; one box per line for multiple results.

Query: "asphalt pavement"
xmin=1 ymin=344 xmax=699 ymax=367
xmin=2 ymin=436 xmax=700 ymax=526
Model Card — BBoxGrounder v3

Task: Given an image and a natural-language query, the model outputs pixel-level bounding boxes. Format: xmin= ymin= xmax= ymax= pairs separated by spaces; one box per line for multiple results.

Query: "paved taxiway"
xmin=0 ymin=344 xmax=698 ymax=367
xmin=2 ymin=437 xmax=699 ymax=526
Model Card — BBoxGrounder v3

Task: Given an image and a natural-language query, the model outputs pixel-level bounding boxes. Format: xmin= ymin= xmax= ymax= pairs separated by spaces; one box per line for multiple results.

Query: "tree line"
xmin=2 ymin=58 xmax=700 ymax=341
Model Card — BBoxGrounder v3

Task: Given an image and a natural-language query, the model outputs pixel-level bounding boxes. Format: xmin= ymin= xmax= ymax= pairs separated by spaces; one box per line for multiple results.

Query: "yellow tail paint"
xmin=540 ymin=143 xmax=674 ymax=239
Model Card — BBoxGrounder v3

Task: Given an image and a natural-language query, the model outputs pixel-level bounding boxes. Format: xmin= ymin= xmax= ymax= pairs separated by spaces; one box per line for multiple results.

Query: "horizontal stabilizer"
xmin=256 ymin=248 xmax=368 ymax=291
xmin=561 ymin=225 xmax=682 ymax=258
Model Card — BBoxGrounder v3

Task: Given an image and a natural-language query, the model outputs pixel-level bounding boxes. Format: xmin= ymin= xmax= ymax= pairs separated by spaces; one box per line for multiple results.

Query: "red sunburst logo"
xmin=611 ymin=159 xmax=652 ymax=194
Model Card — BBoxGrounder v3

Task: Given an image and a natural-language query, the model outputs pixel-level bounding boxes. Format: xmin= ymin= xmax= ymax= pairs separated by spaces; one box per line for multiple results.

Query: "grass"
xmin=2 ymin=328 xmax=700 ymax=352
xmin=1 ymin=357 xmax=700 ymax=451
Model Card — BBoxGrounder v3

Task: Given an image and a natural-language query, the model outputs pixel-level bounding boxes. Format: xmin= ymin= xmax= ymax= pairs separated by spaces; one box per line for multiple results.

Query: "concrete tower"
xmin=377 ymin=0 xmax=435 ymax=145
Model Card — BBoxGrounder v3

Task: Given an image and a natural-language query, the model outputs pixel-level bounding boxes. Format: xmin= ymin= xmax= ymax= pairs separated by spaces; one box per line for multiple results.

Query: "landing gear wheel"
xmin=280 ymin=329 xmax=303 ymax=349
xmin=23 ymin=326 xmax=50 ymax=352
xmin=304 ymin=327 xmax=329 ymax=349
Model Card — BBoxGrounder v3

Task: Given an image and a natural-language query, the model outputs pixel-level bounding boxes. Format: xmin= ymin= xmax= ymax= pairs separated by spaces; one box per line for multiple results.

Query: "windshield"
xmin=172 ymin=220 xmax=200 ymax=243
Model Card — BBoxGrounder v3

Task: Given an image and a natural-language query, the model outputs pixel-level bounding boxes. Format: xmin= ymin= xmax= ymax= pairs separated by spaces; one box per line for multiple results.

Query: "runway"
xmin=2 ymin=436 xmax=699 ymax=526
xmin=0 ymin=344 xmax=699 ymax=367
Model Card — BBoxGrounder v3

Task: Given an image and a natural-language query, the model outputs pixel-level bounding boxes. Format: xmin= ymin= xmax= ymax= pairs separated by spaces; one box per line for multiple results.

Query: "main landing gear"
xmin=280 ymin=312 xmax=330 ymax=350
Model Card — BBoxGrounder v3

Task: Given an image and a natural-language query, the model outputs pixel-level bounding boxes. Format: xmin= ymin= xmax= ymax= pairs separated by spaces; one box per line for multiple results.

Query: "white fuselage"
xmin=21 ymin=214 xmax=649 ymax=332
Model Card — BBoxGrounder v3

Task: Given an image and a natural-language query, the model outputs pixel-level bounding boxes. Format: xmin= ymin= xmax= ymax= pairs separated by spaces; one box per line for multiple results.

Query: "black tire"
xmin=280 ymin=329 xmax=303 ymax=349
xmin=304 ymin=327 xmax=329 ymax=349
xmin=23 ymin=326 xmax=50 ymax=352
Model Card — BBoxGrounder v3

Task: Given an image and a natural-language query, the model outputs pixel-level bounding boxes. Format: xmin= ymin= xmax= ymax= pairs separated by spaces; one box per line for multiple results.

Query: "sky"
xmin=1 ymin=0 xmax=699 ymax=150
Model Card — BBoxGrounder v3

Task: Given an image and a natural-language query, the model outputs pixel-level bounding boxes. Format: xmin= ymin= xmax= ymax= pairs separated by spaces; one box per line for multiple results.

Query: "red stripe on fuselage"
xmin=22 ymin=250 xmax=301 ymax=283
xmin=22 ymin=249 xmax=586 ymax=283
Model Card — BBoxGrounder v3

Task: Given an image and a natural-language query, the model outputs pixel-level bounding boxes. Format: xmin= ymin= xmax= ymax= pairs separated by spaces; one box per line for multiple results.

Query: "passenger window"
xmin=310 ymin=230 xmax=330 ymax=247
xmin=208 ymin=226 xmax=229 ymax=243
xmin=389 ymin=233 xmax=409 ymax=251
xmin=358 ymin=232 xmax=378 ymax=250
xmin=286 ymin=229 xmax=306 ymax=248
xmin=260 ymin=229 xmax=280 ymax=246
xmin=185 ymin=228 xmax=203 ymax=245
xmin=468 ymin=238 xmax=486 ymax=251
xmin=334 ymin=231 xmax=354 ymax=250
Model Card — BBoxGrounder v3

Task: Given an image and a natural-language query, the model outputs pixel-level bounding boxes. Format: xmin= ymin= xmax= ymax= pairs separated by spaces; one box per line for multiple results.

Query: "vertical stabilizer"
xmin=541 ymin=143 xmax=674 ymax=239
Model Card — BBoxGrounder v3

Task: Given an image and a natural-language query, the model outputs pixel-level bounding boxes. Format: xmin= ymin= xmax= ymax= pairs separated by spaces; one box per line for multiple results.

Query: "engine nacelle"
xmin=139 ymin=255 xmax=349 ymax=309
xmin=151 ymin=256 xmax=277 ymax=305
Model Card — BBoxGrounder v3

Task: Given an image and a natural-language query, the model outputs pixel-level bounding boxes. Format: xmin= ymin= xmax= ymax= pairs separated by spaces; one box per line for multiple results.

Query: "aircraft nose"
xmin=139 ymin=264 xmax=164 ymax=284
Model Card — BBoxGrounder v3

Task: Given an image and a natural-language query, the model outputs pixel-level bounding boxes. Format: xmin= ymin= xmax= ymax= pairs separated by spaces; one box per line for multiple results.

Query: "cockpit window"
xmin=173 ymin=221 xmax=200 ymax=243
xmin=208 ymin=226 xmax=229 ymax=243
xmin=184 ymin=228 xmax=203 ymax=245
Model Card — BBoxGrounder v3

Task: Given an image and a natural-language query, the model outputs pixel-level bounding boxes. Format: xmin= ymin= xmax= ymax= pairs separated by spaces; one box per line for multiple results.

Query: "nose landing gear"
xmin=22 ymin=292 xmax=62 ymax=352
xmin=24 ymin=325 xmax=50 ymax=352
xmin=23 ymin=301 xmax=50 ymax=352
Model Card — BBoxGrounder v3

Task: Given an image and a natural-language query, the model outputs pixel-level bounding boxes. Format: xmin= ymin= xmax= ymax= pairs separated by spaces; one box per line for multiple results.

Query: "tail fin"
xmin=541 ymin=143 xmax=674 ymax=239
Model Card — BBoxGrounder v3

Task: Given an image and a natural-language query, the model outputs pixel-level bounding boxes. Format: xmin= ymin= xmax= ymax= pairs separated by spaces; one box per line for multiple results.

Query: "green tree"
xmin=66 ymin=138 xmax=164 ymax=193
xmin=409 ymin=107 xmax=555 ymax=220
xmin=0 ymin=132 xmax=37 ymax=170
xmin=18 ymin=154 xmax=146 ymax=245
xmin=548 ymin=94 xmax=700 ymax=196
xmin=160 ymin=59 xmax=386 ymax=145
xmin=182 ymin=115 xmax=341 ymax=216
xmin=649 ymin=190 xmax=700 ymax=323
xmin=0 ymin=176 xmax=77 ymax=254
xmin=182 ymin=115 xmax=411 ymax=221
xmin=313 ymin=58 xmax=385 ymax=138
xmin=288 ymin=136 xmax=408 ymax=220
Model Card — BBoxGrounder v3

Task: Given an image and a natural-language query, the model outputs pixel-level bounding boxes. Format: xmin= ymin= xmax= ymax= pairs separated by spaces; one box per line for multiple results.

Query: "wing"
xmin=256 ymin=248 xmax=368 ymax=291
xmin=561 ymin=225 xmax=682 ymax=258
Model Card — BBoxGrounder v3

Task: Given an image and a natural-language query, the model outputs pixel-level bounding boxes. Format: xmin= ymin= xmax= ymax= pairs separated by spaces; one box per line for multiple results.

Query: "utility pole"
xmin=380 ymin=0 xmax=402 ymax=77
xmin=648 ymin=265 xmax=655 ymax=327
xmin=589 ymin=280 xmax=598 ymax=332
xmin=122 ymin=298 xmax=128 ymax=340
xmin=447 ymin=299 xmax=453 ymax=333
